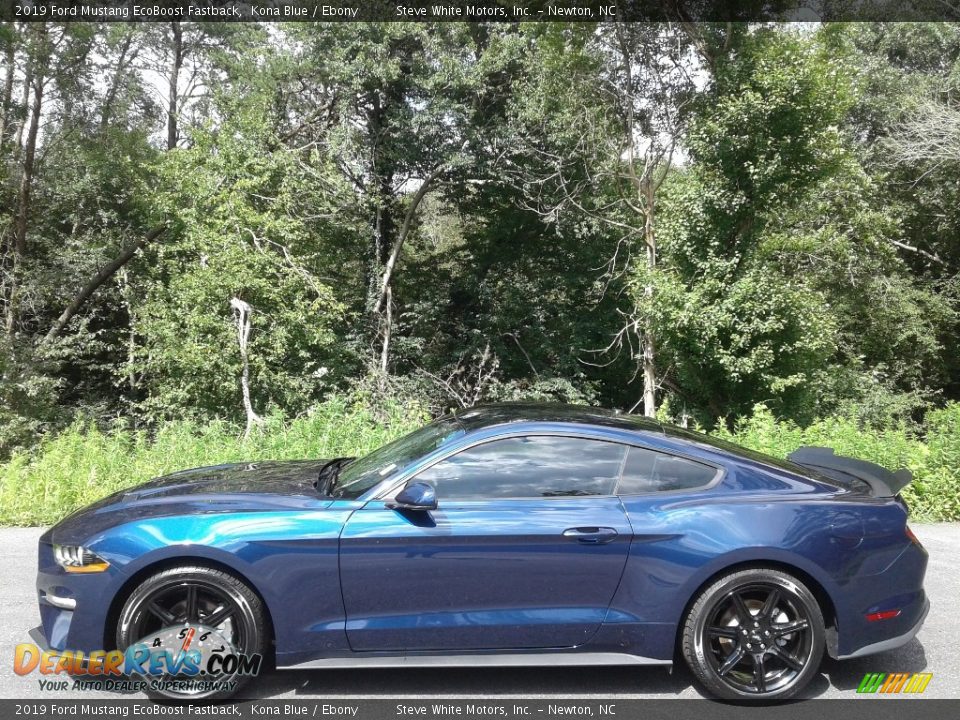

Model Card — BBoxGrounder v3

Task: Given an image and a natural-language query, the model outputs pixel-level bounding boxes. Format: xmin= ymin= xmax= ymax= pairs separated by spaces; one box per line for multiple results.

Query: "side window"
xmin=618 ymin=446 xmax=717 ymax=494
xmin=411 ymin=436 xmax=627 ymax=500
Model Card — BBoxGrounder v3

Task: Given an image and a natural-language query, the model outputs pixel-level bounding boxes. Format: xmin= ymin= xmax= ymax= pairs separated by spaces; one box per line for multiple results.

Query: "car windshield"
xmin=332 ymin=417 xmax=464 ymax=499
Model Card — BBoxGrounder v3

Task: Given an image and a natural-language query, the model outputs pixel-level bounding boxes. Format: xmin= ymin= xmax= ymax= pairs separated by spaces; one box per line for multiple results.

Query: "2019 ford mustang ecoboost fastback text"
xmin=35 ymin=404 xmax=929 ymax=700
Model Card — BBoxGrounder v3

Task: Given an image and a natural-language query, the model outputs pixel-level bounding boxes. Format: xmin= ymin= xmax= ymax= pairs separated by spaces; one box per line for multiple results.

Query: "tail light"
xmin=905 ymin=525 xmax=923 ymax=547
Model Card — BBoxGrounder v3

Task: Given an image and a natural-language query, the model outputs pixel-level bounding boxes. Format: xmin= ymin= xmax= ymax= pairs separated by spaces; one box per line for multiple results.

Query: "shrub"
xmin=1 ymin=399 xmax=958 ymax=526
xmin=0 ymin=396 xmax=425 ymax=526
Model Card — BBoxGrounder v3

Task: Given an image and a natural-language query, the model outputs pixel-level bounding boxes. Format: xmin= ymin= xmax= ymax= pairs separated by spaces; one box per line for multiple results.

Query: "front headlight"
xmin=53 ymin=545 xmax=110 ymax=573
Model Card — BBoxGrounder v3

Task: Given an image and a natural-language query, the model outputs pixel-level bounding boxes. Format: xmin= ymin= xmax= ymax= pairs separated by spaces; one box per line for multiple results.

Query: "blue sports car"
xmin=35 ymin=404 xmax=928 ymax=701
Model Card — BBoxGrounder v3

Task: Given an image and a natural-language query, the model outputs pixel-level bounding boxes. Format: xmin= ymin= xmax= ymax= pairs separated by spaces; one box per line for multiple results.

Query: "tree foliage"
xmin=1 ymin=20 xmax=959 ymax=456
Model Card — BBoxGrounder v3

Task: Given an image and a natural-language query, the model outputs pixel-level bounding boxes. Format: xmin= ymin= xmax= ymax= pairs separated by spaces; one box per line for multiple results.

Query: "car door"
xmin=338 ymin=434 xmax=633 ymax=652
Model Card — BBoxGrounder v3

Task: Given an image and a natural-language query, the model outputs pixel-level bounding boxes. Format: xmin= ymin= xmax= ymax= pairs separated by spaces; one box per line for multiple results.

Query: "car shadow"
xmin=239 ymin=664 xmax=696 ymax=699
xmin=817 ymin=638 xmax=928 ymax=693
xmin=237 ymin=639 xmax=928 ymax=701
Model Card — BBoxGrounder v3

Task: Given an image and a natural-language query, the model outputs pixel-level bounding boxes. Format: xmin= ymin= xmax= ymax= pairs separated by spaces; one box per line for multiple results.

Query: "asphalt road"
xmin=1 ymin=524 xmax=957 ymax=700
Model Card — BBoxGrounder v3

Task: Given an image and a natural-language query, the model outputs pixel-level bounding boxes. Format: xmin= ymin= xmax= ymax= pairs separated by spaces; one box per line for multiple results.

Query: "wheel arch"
xmin=673 ymin=558 xmax=839 ymax=660
xmin=103 ymin=555 xmax=276 ymax=658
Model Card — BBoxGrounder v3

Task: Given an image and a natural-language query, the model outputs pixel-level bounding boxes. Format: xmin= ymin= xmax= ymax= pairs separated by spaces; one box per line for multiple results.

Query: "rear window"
xmin=618 ymin=446 xmax=718 ymax=494
xmin=664 ymin=426 xmax=871 ymax=494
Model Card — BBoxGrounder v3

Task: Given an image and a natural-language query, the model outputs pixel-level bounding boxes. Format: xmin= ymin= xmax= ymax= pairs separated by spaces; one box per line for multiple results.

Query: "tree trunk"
xmin=117 ymin=266 xmax=139 ymax=397
xmin=642 ymin=330 xmax=657 ymax=417
xmin=44 ymin=226 xmax=167 ymax=342
xmin=613 ymin=21 xmax=660 ymax=418
xmin=370 ymin=184 xmax=394 ymax=302
xmin=379 ymin=284 xmax=392 ymax=374
xmin=0 ymin=24 xmax=16 ymax=151
xmin=13 ymin=50 xmax=31 ymax=152
xmin=13 ymin=73 xmax=40 ymax=256
xmin=364 ymin=91 xmax=397 ymax=372
xmin=230 ymin=298 xmax=263 ymax=440
xmin=100 ymin=31 xmax=135 ymax=131
xmin=0 ymin=24 xmax=17 ymax=313
xmin=641 ymin=178 xmax=658 ymax=418
xmin=370 ymin=170 xmax=442 ymax=374
xmin=6 ymin=25 xmax=46 ymax=336
xmin=373 ymin=167 xmax=442 ymax=316
xmin=166 ymin=21 xmax=182 ymax=151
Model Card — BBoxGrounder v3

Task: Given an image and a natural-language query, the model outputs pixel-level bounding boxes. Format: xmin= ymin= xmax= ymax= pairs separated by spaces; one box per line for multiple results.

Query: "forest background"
xmin=2 ymin=21 xmax=960 ymax=523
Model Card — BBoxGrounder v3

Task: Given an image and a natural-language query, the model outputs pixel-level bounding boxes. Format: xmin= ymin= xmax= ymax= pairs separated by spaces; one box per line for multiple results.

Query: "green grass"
xmin=1 ymin=399 xmax=958 ymax=526
xmin=0 ymin=397 xmax=425 ymax=526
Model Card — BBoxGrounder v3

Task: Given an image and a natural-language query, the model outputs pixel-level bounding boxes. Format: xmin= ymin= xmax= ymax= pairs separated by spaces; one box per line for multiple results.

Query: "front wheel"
xmin=116 ymin=565 xmax=268 ymax=700
xmin=682 ymin=568 xmax=825 ymax=701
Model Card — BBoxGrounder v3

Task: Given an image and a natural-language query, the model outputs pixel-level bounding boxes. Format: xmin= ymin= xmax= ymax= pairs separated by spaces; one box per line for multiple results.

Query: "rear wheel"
xmin=116 ymin=565 xmax=268 ymax=700
xmin=682 ymin=568 xmax=825 ymax=701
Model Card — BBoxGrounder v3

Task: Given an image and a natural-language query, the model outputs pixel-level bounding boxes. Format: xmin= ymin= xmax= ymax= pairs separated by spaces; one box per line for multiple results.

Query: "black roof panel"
xmin=453 ymin=403 xmax=664 ymax=434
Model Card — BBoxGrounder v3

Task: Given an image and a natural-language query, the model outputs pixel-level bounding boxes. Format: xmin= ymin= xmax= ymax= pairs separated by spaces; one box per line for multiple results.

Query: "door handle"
xmin=562 ymin=527 xmax=618 ymax=545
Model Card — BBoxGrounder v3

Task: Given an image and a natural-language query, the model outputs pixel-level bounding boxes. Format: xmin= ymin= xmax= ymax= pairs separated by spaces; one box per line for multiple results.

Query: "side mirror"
xmin=386 ymin=482 xmax=438 ymax=512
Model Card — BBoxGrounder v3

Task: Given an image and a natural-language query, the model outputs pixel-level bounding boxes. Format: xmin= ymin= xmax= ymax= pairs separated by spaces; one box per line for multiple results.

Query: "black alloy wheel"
xmin=116 ymin=565 xmax=268 ymax=700
xmin=682 ymin=568 xmax=825 ymax=701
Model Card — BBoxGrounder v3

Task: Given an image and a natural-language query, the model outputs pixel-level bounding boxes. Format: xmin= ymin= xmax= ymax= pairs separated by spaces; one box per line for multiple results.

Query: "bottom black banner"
xmin=1 ymin=700 xmax=958 ymax=720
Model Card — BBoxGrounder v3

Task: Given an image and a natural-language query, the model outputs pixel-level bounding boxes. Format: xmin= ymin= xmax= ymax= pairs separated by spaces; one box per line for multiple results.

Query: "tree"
xmin=282 ymin=23 xmax=525 ymax=375
xmin=504 ymin=22 xmax=698 ymax=416
xmin=130 ymin=91 xmax=347 ymax=423
xmin=818 ymin=23 xmax=960 ymax=415
xmin=647 ymin=29 xmax=854 ymax=424
xmin=3 ymin=19 xmax=960 ymax=456
xmin=4 ymin=22 xmax=50 ymax=336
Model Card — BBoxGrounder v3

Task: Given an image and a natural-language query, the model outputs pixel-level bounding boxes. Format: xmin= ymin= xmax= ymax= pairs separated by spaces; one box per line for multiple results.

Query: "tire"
xmin=116 ymin=565 xmax=268 ymax=701
xmin=681 ymin=568 xmax=825 ymax=701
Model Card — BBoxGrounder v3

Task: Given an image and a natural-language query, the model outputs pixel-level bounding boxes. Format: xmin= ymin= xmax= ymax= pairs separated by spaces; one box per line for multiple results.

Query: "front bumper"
xmin=36 ymin=539 xmax=118 ymax=652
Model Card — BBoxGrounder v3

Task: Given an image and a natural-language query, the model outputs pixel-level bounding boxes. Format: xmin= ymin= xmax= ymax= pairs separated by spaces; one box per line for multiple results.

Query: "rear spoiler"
xmin=787 ymin=446 xmax=912 ymax=498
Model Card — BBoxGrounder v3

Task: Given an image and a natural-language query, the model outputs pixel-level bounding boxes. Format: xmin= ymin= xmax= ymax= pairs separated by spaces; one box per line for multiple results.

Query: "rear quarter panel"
xmin=608 ymin=447 xmax=911 ymax=660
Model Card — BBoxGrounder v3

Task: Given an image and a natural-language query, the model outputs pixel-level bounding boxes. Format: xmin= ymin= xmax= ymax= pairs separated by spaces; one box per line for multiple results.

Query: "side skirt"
xmin=278 ymin=652 xmax=672 ymax=670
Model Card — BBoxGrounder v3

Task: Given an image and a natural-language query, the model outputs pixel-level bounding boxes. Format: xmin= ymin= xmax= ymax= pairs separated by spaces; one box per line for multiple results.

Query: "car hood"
xmin=124 ymin=460 xmax=337 ymax=500
xmin=44 ymin=460 xmax=346 ymax=545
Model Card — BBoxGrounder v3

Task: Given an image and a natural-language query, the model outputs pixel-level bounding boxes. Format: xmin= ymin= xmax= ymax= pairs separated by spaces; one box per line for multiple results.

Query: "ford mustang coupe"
xmin=35 ymin=404 xmax=928 ymax=700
